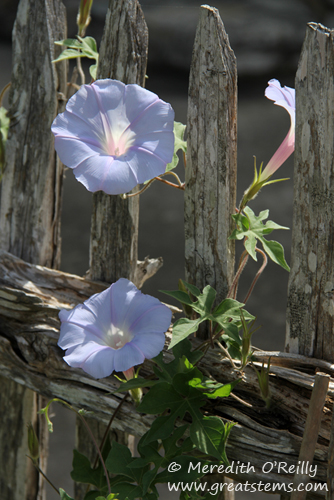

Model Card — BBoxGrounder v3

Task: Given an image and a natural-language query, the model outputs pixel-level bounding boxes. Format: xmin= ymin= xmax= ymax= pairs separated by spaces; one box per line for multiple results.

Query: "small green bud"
xmin=77 ymin=0 xmax=94 ymax=36
xmin=255 ymin=359 xmax=271 ymax=408
xmin=27 ymin=423 xmax=39 ymax=462
xmin=123 ymin=367 xmax=143 ymax=406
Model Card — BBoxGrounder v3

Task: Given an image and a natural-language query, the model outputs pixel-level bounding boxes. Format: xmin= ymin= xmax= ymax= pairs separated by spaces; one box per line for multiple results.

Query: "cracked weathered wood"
xmin=0 ymin=1 xmax=67 ymax=499
xmin=0 ymin=0 xmax=66 ymax=269
xmin=0 ymin=251 xmax=331 ymax=497
xmin=83 ymin=2 xmax=149 ymax=493
xmin=89 ymin=0 xmax=148 ymax=283
xmin=286 ymin=23 xmax=334 ymax=361
xmin=185 ymin=5 xmax=237 ymax=307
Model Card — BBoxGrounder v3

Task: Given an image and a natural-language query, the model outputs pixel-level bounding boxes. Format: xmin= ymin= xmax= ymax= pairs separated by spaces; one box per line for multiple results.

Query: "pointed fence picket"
xmin=0 ymin=0 xmax=67 ymax=498
xmin=0 ymin=2 xmax=333 ymax=500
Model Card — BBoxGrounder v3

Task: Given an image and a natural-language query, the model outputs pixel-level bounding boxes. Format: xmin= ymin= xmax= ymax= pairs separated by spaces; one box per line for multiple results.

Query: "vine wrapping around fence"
xmin=0 ymin=1 xmax=333 ymax=500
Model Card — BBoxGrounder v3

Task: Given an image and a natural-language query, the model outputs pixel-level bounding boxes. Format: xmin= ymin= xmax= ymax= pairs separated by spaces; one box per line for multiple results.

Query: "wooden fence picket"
xmin=185 ymin=5 xmax=237 ymax=309
xmin=76 ymin=1 xmax=149 ymax=498
xmin=0 ymin=0 xmax=67 ymax=498
xmin=286 ymin=23 xmax=334 ymax=362
xmin=89 ymin=0 xmax=148 ymax=285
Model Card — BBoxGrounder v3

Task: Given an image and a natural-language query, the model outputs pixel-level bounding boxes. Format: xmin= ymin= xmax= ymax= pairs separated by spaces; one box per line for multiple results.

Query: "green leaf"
xmin=229 ymin=206 xmax=289 ymax=271
xmin=161 ymin=424 xmax=191 ymax=458
xmin=55 ymin=38 xmax=83 ymax=48
xmin=160 ymin=289 xmax=194 ymax=306
xmin=172 ymin=339 xmax=204 ymax=366
xmin=190 ymin=416 xmax=233 ymax=463
xmin=169 ymin=317 xmax=204 ymax=349
xmin=201 ymin=379 xmax=240 ymax=399
xmin=95 ymin=495 xmax=119 ymax=500
xmin=53 ymin=36 xmax=99 ymax=67
xmin=172 ymin=366 xmax=204 ymax=397
xmin=189 ymin=376 xmax=240 ymax=399
xmin=213 ymin=298 xmax=244 ymax=318
xmin=181 ymin=281 xmax=201 ymax=297
xmin=89 ymin=63 xmax=98 ymax=80
xmin=165 ymin=121 xmax=186 ymax=172
xmin=114 ymin=377 xmax=157 ymax=393
xmin=105 ymin=441 xmax=134 ymax=478
xmin=222 ymin=323 xmax=242 ymax=346
xmin=59 ymin=489 xmax=75 ymax=500
xmin=109 ymin=482 xmax=143 ymax=500
xmin=137 ymin=382 xmax=187 ymax=415
xmin=0 ymin=107 xmax=10 ymax=142
xmin=71 ymin=450 xmax=106 ymax=489
xmin=78 ymin=35 xmax=98 ymax=55
xmin=196 ymin=285 xmax=216 ymax=313
xmin=53 ymin=48 xmax=85 ymax=62
xmin=84 ymin=491 xmax=108 ymax=500
xmin=259 ymin=237 xmax=290 ymax=271
xmin=140 ymin=414 xmax=179 ymax=444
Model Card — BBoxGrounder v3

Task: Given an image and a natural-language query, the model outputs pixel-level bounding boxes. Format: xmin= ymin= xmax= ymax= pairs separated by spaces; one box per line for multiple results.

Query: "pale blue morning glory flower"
xmin=51 ymin=79 xmax=175 ymax=195
xmin=58 ymin=278 xmax=172 ymax=379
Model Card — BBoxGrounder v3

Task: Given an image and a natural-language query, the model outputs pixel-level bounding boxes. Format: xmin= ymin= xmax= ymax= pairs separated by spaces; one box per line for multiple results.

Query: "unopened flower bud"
xmin=255 ymin=359 xmax=271 ymax=409
xmin=27 ymin=423 xmax=39 ymax=462
xmin=77 ymin=0 xmax=94 ymax=36
xmin=123 ymin=367 xmax=143 ymax=406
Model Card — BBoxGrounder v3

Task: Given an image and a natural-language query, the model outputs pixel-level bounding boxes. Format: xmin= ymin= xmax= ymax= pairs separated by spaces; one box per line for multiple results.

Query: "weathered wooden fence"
xmin=0 ymin=1 xmax=333 ymax=499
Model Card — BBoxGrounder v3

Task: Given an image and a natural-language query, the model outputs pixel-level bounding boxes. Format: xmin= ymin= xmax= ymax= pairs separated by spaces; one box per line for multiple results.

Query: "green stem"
xmin=27 ymin=456 xmax=59 ymax=494
xmin=77 ymin=412 xmax=111 ymax=494
xmin=76 ymin=56 xmax=85 ymax=85
xmin=155 ymin=175 xmax=185 ymax=190
xmin=123 ymin=171 xmax=185 ymax=198
xmin=243 ymin=247 xmax=268 ymax=304
xmin=43 ymin=399 xmax=111 ymax=495
xmin=215 ymin=341 xmax=238 ymax=370
xmin=227 ymin=250 xmax=249 ymax=300
xmin=0 ymin=82 xmax=11 ymax=107
xmin=93 ymin=394 xmax=129 ymax=469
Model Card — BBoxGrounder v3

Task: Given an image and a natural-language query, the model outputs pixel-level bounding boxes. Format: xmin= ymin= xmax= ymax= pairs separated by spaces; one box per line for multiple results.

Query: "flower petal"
xmin=110 ymin=279 xmax=171 ymax=335
xmin=53 ymin=136 xmax=104 ymax=170
xmin=265 ymin=79 xmax=295 ymax=122
xmin=131 ymin=332 xmax=166 ymax=359
xmin=64 ymin=343 xmax=115 ymax=379
xmin=128 ymin=98 xmax=174 ymax=136
xmin=131 ymin=130 xmax=175 ymax=164
xmin=124 ymin=148 xmax=167 ymax=185
xmin=73 ymin=154 xmax=138 ymax=194
xmin=113 ymin=342 xmax=145 ymax=372
xmin=58 ymin=321 xmax=104 ymax=349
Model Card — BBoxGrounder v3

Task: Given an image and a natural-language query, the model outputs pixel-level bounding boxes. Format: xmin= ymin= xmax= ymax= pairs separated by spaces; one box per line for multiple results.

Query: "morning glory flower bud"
xmin=77 ymin=0 xmax=94 ymax=36
xmin=58 ymin=278 xmax=172 ymax=379
xmin=260 ymin=79 xmax=295 ymax=182
xmin=240 ymin=79 xmax=295 ymax=209
xmin=27 ymin=423 xmax=39 ymax=463
xmin=51 ymin=79 xmax=175 ymax=195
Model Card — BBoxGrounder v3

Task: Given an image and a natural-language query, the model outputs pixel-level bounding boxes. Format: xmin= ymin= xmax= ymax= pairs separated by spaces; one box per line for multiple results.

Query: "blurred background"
xmin=1 ymin=0 xmax=334 ymax=498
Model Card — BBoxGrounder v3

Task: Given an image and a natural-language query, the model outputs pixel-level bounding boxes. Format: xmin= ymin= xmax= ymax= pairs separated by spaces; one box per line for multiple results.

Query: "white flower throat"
xmin=105 ymin=324 xmax=134 ymax=349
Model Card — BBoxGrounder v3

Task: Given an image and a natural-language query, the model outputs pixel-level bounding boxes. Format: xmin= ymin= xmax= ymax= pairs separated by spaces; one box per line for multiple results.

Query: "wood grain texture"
xmin=0 ymin=1 xmax=67 ymax=498
xmin=89 ymin=0 xmax=148 ymax=283
xmin=286 ymin=23 xmax=334 ymax=361
xmin=185 ymin=5 xmax=237 ymax=305
xmin=0 ymin=251 xmax=332 ymax=496
xmin=0 ymin=0 xmax=67 ymax=269
xmin=84 ymin=1 xmax=149 ymax=490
